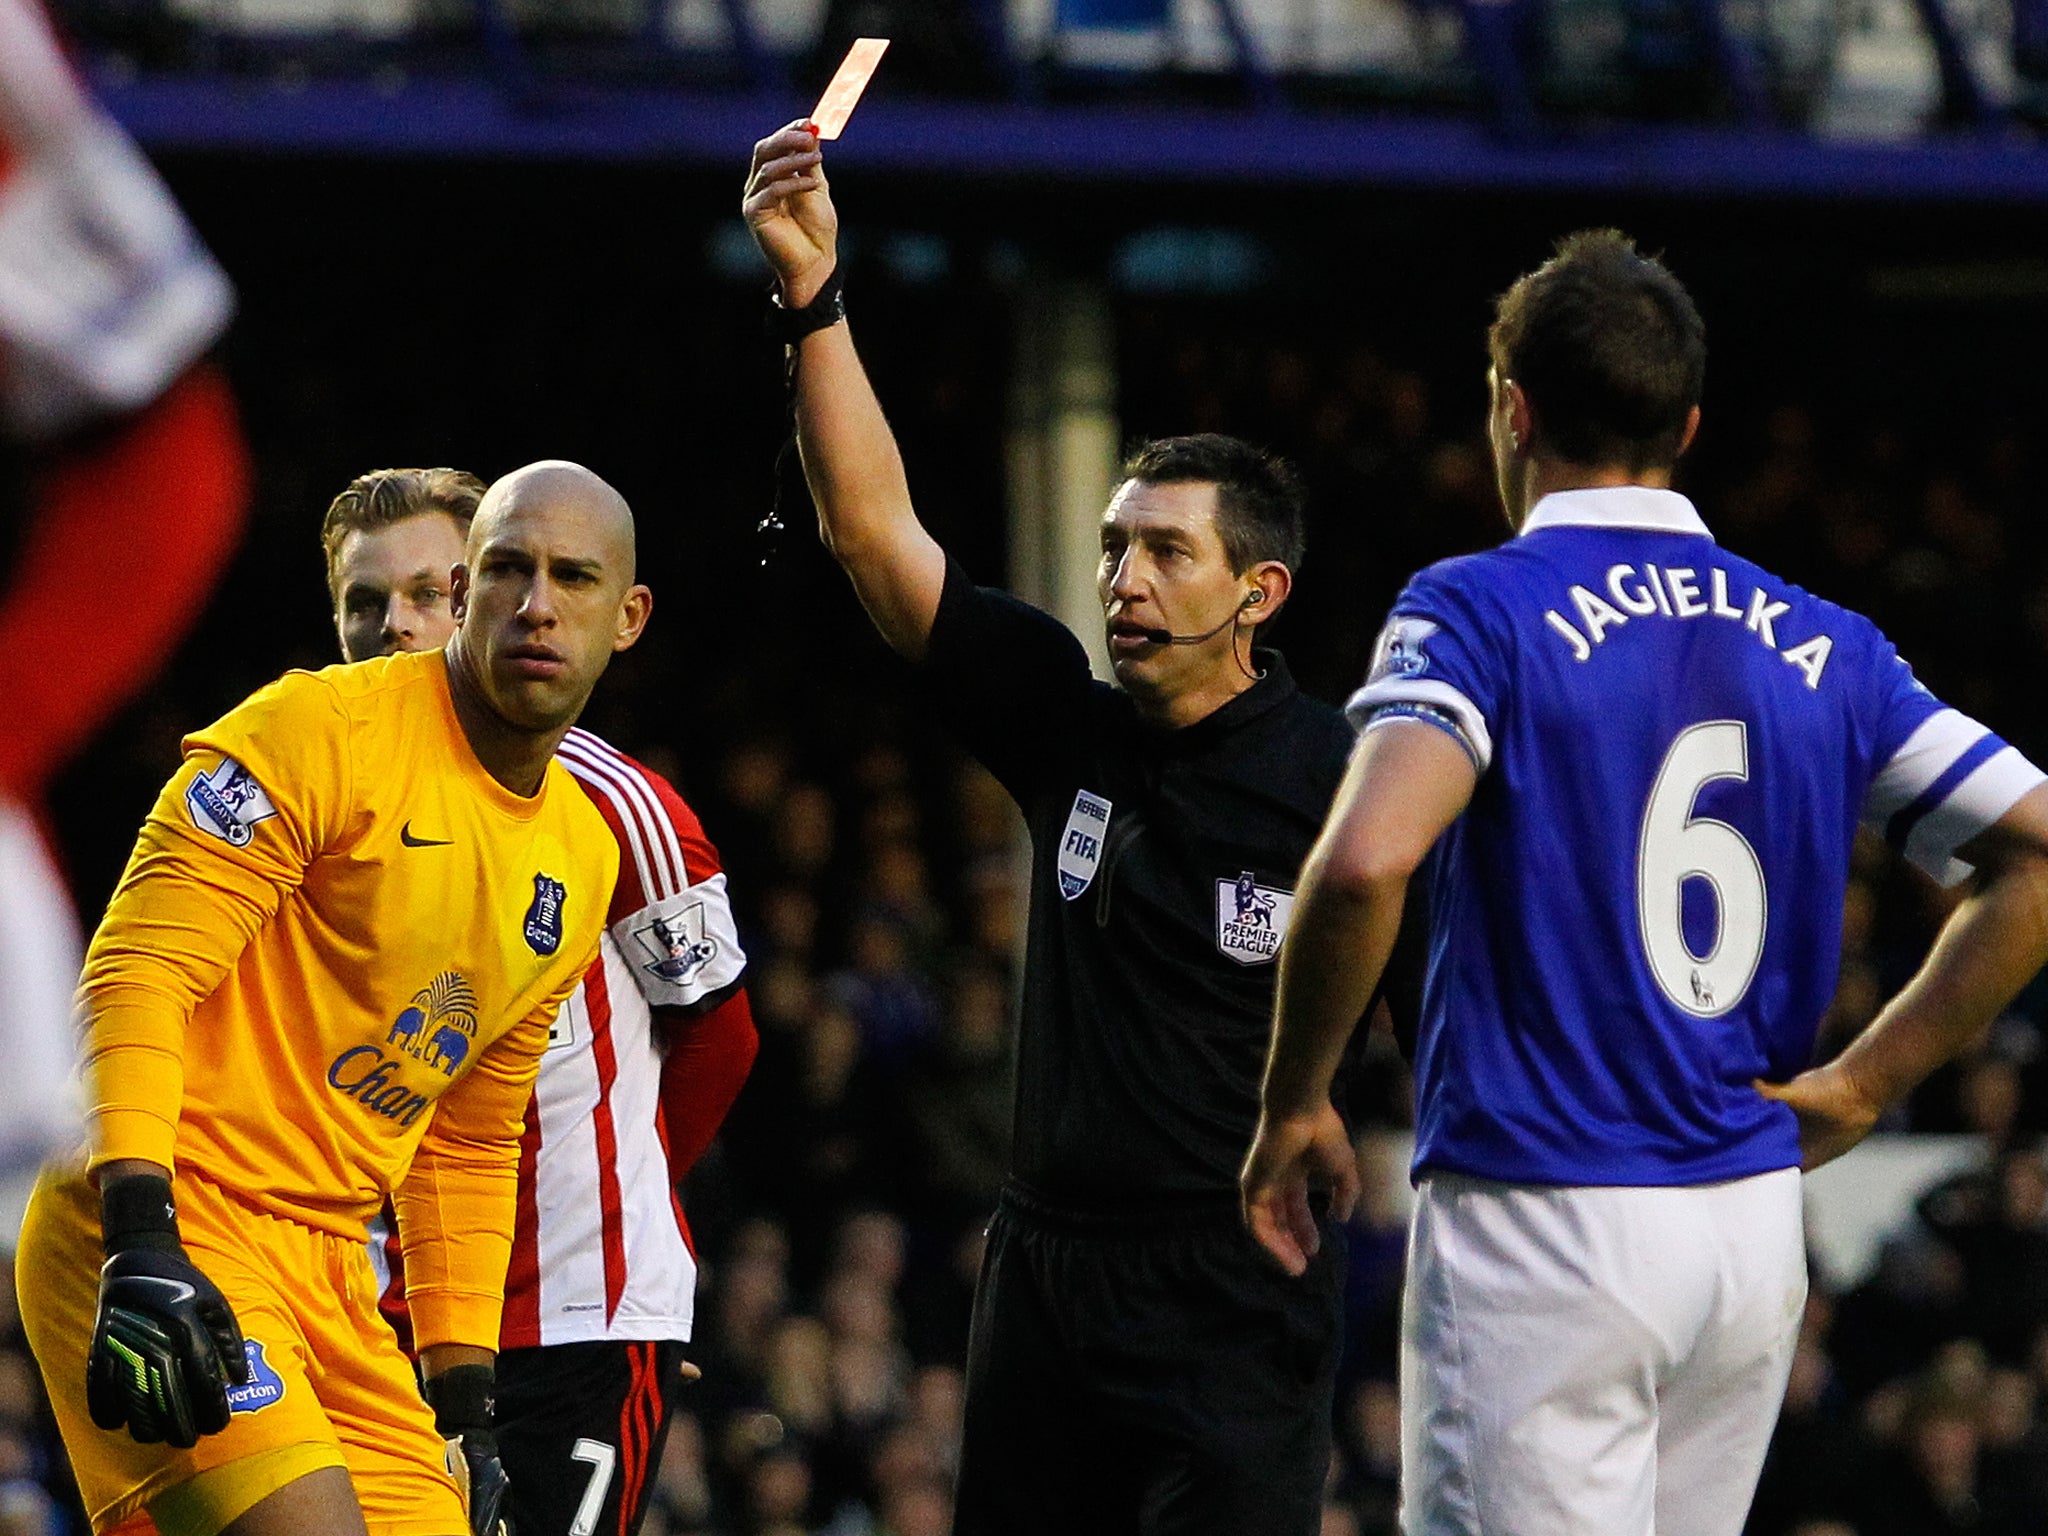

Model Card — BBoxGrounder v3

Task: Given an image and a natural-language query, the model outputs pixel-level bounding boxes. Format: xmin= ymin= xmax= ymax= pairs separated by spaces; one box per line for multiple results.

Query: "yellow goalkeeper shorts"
xmin=16 ymin=1159 xmax=468 ymax=1536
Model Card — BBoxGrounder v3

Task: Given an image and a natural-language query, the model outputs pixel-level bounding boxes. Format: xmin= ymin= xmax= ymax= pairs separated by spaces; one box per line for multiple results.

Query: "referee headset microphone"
xmin=1130 ymin=586 xmax=1270 ymax=685
xmin=1128 ymin=586 xmax=1264 ymax=646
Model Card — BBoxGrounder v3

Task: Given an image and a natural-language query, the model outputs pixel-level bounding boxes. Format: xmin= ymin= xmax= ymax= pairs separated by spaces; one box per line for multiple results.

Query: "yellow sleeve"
xmin=393 ymin=963 xmax=578 ymax=1351
xmin=80 ymin=673 xmax=354 ymax=1171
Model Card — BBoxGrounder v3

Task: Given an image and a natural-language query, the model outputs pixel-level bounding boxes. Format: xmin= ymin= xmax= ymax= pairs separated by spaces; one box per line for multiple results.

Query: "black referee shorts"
xmin=954 ymin=1184 xmax=1344 ymax=1536
xmin=494 ymin=1339 xmax=690 ymax=1536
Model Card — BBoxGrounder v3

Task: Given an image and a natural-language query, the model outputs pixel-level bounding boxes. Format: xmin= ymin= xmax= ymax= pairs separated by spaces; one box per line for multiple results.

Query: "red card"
xmin=810 ymin=38 xmax=889 ymax=140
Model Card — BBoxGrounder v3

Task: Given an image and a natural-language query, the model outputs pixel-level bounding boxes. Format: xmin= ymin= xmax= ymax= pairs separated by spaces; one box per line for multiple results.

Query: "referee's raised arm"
xmin=743 ymin=123 xmax=945 ymax=661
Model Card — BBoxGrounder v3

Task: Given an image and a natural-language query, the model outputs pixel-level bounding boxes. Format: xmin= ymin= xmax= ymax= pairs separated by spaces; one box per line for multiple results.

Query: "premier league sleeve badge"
xmin=184 ymin=758 xmax=278 ymax=848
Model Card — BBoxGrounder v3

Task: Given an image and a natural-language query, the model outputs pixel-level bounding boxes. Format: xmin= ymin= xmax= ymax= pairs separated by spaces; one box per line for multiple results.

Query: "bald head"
xmin=472 ymin=459 xmax=637 ymax=584
xmin=448 ymin=458 xmax=653 ymax=739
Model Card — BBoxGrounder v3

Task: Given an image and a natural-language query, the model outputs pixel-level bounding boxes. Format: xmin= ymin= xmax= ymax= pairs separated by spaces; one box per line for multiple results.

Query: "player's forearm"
xmin=792 ymin=323 xmax=905 ymax=534
xmin=397 ymin=1013 xmax=546 ymax=1348
xmin=420 ymin=1343 xmax=495 ymax=1377
xmin=790 ymin=322 xmax=945 ymax=658
xmin=656 ymin=990 xmax=758 ymax=1181
xmin=80 ymin=1001 xmax=185 ymax=1170
xmin=96 ymin=1157 xmax=171 ymax=1188
xmin=1261 ymin=867 xmax=1405 ymax=1119
xmin=394 ymin=1154 xmax=518 ymax=1351
xmin=1835 ymin=852 xmax=2048 ymax=1114
xmin=80 ymin=910 xmax=259 ymax=1169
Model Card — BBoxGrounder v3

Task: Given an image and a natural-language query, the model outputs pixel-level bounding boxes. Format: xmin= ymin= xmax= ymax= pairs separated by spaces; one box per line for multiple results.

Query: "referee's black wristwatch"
xmin=766 ymin=264 xmax=845 ymax=346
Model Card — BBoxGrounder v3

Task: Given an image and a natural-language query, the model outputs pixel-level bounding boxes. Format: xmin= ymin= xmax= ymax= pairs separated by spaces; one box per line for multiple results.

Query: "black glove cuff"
xmin=100 ymin=1173 xmax=180 ymax=1257
xmin=765 ymin=265 xmax=845 ymax=346
xmin=424 ymin=1364 xmax=497 ymax=1436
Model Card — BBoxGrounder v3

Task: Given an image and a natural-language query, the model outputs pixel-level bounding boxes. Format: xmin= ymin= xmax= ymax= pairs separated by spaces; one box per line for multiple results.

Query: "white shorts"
xmin=1401 ymin=1168 xmax=1805 ymax=1536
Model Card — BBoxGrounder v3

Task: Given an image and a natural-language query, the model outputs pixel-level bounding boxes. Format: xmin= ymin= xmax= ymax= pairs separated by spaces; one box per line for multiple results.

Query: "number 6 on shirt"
xmin=1637 ymin=720 xmax=1767 ymax=1018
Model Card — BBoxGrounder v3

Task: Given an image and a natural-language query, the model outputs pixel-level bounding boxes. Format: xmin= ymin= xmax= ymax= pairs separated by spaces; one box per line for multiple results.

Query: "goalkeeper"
xmin=17 ymin=461 xmax=648 ymax=1536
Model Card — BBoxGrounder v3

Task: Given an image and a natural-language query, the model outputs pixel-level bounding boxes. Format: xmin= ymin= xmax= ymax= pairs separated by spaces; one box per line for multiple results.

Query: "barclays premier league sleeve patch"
xmin=1367 ymin=616 xmax=1439 ymax=683
xmin=184 ymin=757 xmax=278 ymax=848
xmin=1345 ymin=608 xmax=1496 ymax=774
xmin=618 ymin=875 xmax=746 ymax=1008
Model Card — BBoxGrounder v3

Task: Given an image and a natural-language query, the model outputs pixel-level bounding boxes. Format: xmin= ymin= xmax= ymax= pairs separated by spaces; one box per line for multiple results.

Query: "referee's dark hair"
xmin=1490 ymin=230 xmax=1706 ymax=474
xmin=1119 ymin=434 xmax=1307 ymax=575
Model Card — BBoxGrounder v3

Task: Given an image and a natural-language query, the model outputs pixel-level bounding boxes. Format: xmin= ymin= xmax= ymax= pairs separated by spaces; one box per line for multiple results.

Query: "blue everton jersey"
xmin=1351 ymin=487 xmax=2044 ymax=1187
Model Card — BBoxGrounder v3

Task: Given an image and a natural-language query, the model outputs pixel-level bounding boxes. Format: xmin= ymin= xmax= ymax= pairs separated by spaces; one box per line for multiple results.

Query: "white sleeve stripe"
xmin=560 ymin=733 xmax=689 ymax=893
xmin=573 ymin=731 xmax=691 ymax=885
xmin=559 ymin=741 xmax=664 ymax=891
xmin=563 ymin=752 xmax=683 ymax=901
xmin=1902 ymin=746 xmax=2048 ymax=889
xmin=561 ymin=754 xmax=660 ymax=900
xmin=558 ymin=735 xmax=683 ymax=897
xmin=1864 ymin=708 xmax=1995 ymax=824
xmin=561 ymin=729 xmax=679 ymax=875
xmin=559 ymin=740 xmax=661 ymax=896
xmin=1344 ymin=677 xmax=1495 ymax=775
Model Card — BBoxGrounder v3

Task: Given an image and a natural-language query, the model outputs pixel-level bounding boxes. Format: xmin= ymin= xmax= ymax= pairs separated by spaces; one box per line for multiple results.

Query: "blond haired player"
xmin=18 ymin=461 xmax=649 ymax=1536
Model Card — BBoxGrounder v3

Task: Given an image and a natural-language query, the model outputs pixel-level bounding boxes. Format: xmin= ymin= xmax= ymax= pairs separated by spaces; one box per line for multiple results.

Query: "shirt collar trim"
xmin=1518 ymin=486 xmax=1713 ymax=540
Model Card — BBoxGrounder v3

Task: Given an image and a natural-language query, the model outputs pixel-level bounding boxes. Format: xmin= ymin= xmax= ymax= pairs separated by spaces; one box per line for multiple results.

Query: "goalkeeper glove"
xmin=85 ymin=1172 xmax=250 ymax=1449
xmin=425 ymin=1364 xmax=513 ymax=1536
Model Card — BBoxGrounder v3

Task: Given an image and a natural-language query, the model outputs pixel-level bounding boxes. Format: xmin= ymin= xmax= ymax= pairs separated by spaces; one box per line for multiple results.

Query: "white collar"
xmin=1517 ymin=486 xmax=1713 ymax=540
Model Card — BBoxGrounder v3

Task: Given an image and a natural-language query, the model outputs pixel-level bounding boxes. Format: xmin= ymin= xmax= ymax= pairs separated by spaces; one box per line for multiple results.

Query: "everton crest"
xmin=226 ymin=1339 xmax=287 ymax=1416
xmin=524 ymin=873 xmax=567 ymax=955
xmin=1215 ymin=871 xmax=1294 ymax=965
xmin=1056 ymin=789 xmax=1113 ymax=901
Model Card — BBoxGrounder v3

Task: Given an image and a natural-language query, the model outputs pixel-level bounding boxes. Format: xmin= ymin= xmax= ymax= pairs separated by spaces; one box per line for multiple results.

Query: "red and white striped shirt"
xmin=371 ymin=728 xmax=748 ymax=1350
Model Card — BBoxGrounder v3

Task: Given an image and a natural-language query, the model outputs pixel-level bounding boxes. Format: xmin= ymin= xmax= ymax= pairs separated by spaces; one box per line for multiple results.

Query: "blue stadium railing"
xmin=58 ymin=0 xmax=2048 ymax=201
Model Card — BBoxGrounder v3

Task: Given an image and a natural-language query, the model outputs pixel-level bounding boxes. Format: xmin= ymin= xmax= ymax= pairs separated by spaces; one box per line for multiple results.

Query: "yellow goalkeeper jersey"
xmin=77 ymin=647 xmax=616 ymax=1348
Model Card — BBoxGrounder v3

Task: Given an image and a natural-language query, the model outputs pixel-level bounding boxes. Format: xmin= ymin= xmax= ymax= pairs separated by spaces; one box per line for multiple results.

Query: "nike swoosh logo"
xmin=123 ymin=1278 xmax=197 ymax=1305
xmin=400 ymin=822 xmax=453 ymax=849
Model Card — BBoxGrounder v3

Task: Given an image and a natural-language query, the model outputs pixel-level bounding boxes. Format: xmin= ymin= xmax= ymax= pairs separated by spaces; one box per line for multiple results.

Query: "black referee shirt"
xmin=919 ymin=558 xmax=1379 ymax=1210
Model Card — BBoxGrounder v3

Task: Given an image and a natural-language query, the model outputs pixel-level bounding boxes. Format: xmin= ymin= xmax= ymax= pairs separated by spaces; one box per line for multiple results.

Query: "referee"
xmin=744 ymin=126 xmax=1399 ymax=1533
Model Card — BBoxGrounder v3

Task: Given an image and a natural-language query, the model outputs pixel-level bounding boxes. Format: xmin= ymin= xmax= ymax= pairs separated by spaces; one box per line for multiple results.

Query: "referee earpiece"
xmin=1244 ymin=590 xmax=1264 ymax=608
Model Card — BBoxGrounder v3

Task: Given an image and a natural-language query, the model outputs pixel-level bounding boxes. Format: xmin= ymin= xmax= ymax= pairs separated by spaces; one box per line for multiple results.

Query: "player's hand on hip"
xmin=426 ymin=1363 xmax=514 ymax=1536
xmin=1240 ymin=1101 xmax=1360 ymax=1278
xmin=744 ymin=122 xmax=837 ymax=306
xmin=1755 ymin=1062 xmax=1883 ymax=1170
xmin=86 ymin=1174 xmax=251 ymax=1450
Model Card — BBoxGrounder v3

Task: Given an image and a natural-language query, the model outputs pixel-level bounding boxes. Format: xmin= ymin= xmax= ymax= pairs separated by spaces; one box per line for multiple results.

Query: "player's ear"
xmin=449 ymin=564 xmax=471 ymax=621
xmin=1676 ymin=405 xmax=1702 ymax=458
xmin=613 ymin=584 xmax=653 ymax=653
xmin=1243 ymin=561 xmax=1290 ymax=627
xmin=1503 ymin=379 xmax=1536 ymax=454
